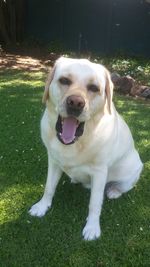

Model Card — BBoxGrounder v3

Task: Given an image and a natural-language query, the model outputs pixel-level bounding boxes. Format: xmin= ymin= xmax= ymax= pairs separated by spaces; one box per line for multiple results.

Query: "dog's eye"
xmin=87 ymin=84 xmax=99 ymax=92
xmin=59 ymin=77 xmax=72 ymax=86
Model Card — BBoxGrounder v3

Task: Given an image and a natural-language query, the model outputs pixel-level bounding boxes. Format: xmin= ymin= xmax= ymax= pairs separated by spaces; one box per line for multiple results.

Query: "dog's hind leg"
xmin=105 ymin=182 xmax=122 ymax=199
xmin=106 ymin=149 xmax=143 ymax=199
xmin=106 ymin=163 xmax=143 ymax=199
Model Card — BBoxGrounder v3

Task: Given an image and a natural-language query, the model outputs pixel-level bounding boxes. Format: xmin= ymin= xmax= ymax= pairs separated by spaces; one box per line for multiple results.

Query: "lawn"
xmin=0 ymin=56 xmax=150 ymax=267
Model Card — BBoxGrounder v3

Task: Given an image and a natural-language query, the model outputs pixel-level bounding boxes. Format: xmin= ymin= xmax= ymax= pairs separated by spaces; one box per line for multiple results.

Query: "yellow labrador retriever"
xmin=29 ymin=57 xmax=143 ymax=240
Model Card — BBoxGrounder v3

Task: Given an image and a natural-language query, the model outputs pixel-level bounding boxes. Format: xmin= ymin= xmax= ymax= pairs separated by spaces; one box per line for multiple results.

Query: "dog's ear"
xmin=105 ymin=69 xmax=113 ymax=114
xmin=42 ymin=66 xmax=56 ymax=104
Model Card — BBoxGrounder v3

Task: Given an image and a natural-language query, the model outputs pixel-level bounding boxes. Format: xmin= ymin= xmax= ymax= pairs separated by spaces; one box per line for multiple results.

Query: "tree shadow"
xmin=0 ymin=176 xmax=149 ymax=267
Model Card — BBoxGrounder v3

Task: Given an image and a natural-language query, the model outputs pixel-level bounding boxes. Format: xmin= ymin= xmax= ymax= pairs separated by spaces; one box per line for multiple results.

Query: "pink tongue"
xmin=61 ymin=117 xmax=78 ymax=144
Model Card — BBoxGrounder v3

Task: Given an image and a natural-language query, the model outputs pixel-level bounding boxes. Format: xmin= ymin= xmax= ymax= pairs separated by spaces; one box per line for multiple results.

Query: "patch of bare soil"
xmin=0 ymin=53 xmax=46 ymax=71
xmin=0 ymin=50 xmax=60 ymax=72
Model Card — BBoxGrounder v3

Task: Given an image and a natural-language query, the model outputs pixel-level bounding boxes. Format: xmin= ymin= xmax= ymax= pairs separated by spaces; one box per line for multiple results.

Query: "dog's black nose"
xmin=66 ymin=95 xmax=85 ymax=117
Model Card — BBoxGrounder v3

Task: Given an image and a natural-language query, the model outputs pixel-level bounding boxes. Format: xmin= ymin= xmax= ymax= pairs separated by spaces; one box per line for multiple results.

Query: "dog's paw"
xmin=106 ymin=186 xmax=122 ymax=199
xmin=29 ymin=199 xmax=51 ymax=217
xmin=82 ymin=221 xmax=101 ymax=241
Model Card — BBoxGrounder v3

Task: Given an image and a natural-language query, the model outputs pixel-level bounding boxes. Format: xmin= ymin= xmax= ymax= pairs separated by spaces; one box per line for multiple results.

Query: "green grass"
xmin=0 ymin=59 xmax=150 ymax=267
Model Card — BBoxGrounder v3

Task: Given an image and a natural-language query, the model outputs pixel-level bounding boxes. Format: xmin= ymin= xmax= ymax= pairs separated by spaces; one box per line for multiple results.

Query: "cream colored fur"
xmin=29 ymin=57 xmax=143 ymax=241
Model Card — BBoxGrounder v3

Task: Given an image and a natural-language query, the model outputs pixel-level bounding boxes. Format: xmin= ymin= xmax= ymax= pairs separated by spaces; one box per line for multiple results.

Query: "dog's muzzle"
xmin=55 ymin=95 xmax=85 ymax=145
xmin=66 ymin=95 xmax=85 ymax=117
xmin=55 ymin=115 xmax=85 ymax=145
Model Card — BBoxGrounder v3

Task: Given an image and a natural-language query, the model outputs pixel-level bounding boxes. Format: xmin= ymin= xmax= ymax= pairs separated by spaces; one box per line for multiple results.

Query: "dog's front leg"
xmin=29 ymin=153 xmax=62 ymax=217
xmin=82 ymin=166 xmax=107 ymax=241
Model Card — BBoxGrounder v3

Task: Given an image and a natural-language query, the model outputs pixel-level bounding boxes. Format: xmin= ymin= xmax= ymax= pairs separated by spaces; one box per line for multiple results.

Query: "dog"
xmin=29 ymin=57 xmax=143 ymax=241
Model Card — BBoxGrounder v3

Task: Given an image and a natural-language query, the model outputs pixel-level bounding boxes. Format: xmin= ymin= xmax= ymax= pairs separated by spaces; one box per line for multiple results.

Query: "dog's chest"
xmin=62 ymin=163 xmax=90 ymax=183
xmin=49 ymin=138 xmax=92 ymax=182
xmin=49 ymin=137 xmax=86 ymax=166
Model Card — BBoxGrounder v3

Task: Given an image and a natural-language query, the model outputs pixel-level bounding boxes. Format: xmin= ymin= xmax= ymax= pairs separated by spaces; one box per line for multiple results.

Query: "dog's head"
xmin=43 ymin=57 xmax=113 ymax=145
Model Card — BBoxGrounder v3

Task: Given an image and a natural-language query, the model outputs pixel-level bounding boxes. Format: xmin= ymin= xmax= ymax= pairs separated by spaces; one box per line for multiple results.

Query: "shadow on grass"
xmin=0 ymin=71 xmax=46 ymax=194
xmin=0 ymin=178 xmax=150 ymax=267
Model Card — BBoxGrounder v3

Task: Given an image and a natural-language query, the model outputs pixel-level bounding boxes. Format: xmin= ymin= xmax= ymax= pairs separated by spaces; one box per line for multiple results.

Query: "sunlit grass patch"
xmin=0 ymin=70 xmax=45 ymax=91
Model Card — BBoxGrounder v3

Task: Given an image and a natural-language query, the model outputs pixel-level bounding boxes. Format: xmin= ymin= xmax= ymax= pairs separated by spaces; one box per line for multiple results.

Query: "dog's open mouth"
xmin=55 ymin=115 xmax=85 ymax=145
